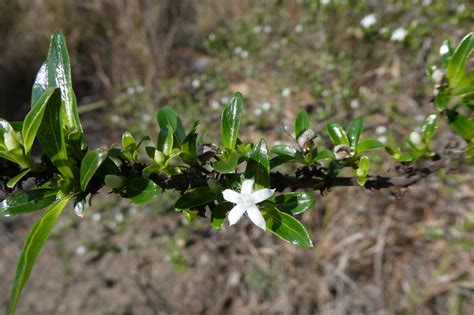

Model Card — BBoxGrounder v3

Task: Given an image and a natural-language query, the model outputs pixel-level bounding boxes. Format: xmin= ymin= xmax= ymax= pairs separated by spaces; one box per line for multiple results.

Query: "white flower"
xmin=222 ymin=178 xmax=275 ymax=231
xmin=391 ymin=27 xmax=408 ymax=42
xmin=360 ymin=14 xmax=377 ymax=29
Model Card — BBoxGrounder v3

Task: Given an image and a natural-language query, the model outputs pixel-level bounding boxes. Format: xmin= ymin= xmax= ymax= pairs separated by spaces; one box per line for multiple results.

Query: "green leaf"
xmin=221 ymin=92 xmax=243 ymax=150
xmin=245 ymin=138 xmax=270 ymax=188
xmin=181 ymin=132 xmax=198 ymax=165
xmin=121 ymin=131 xmax=136 ymax=151
xmin=421 ymin=114 xmax=439 ymax=144
xmin=175 ymin=187 xmax=217 ymax=211
xmin=124 ymin=177 xmax=161 ymax=205
xmin=6 ymin=169 xmax=30 ymax=189
xmin=32 ymin=32 xmax=83 ymax=143
xmin=434 ymin=88 xmax=451 ymax=110
xmin=37 ymin=89 xmax=73 ymax=178
xmin=157 ymin=126 xmax=173 ymax=156
xmin=157 ymin=107 xmax=186 ymax=144
xmin=447 ymin=32 xmax=473 ymax=89
xmin=346 ymin=117 xmax=364 ymax=151
xmin=270 ymin=155 xmax=298 ymax=169
xmin=211 ymin=202 xmax=233 ymax=230
xmin=313 ymin=149 xmax=334 ymax=161
xmin=272 ymin=192 xmax=315 ymax=215
xmin=7 ymin=196 xmax=71 ymax=315
xmin=295 ymin=111 xmax=311 ymax=138
xmin=326 ymin=122 xmax=349 ymax=146
xmin=359 ymin=156 xmax=369 ymax=172
xmin=22 ymin=87 xmax=57 ymax=154
xmin=357 ymin=139 xmax=384 ymax=152
xmin=214 ymin=151 xmax=240 ymax=173
xmin=0 ymin=188 xmax=58 ymax=217
xmin=446 ymin=110 xmax=474 ymax=141
xmin=80 ymin=148 xmax=108 ymax=191
xmin=263 ymin=206 xmax=313 ymax=248
xmin=271 ymin=144 xmax=300 ymax=158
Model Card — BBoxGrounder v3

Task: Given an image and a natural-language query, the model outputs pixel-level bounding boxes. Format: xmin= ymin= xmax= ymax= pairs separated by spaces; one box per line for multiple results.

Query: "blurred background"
xmin=1 ymin=0 xmax=473 ymax=314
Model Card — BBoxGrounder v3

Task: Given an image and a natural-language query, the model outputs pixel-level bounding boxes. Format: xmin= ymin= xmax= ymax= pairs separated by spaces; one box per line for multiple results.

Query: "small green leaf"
xmin=80 ymin=148 xmax=108 ymax=191
xmin=434 ymin=88 xmax=451 ymax=110
xmin=313 ymin=149 xmax=334 ymax=161
xmin=157 ymin=107 xmax=186 ymax=144
xmin=221 ymin=92 xmax=243 ymax=150
xmin=211 ymin=202 xmax=233 ymax=230
xmin=263 ymin=206 xmax=313 ymax=248
xmin=271 ymin=144 xmax=300 ymax=158
xmin=7 ymin=196 xmax=71 ymax=315
xmin=124 ymin=177 xmax=161 ymax=205
xmin=22 ymin=87 xmax=57 ymax=154
xmin=214 ymin=151 xmax=240 ymax=173
xmin=7 ymin=169 xmax=30 ymax=189
xmin=245 ymin=139 xmax=270 ymax=188
xmin=37 ymin=89 xmax=73 ymax=178
xmin=175 ymin=187 xmax=217 ymax=211
xmin=0 ymin=188 xmax=58 ymax=217
xmin=359 ymin=156 xmax=369 ymax=172
xmin=446 ymin=110 xmax=474 ymax=141
xmin=421 ymin=114 xmax=439 ymax=144
xmin=157 ymin=126 xmax=174 ymax=156
xmin=357 ymin=139 xmax=384 ymax=152
xmin=270 ymin=155 xmax=298 ymax=169
xmin=272 ymin=192 xmax=315 ymax=215
xmin=295 ymin=111 xmax=311 ymax=138
xmin=121 ymin=131 xmax=136 ymax=151
xmin=326 ymin=122 xmax=349 ymax=146
xmin=447 ymin=32 xmax=473 ymax=89
xmin=346 ymin=117 xmax=364 ymax=151
xmin=180 ymin=132 xmax=198 ymax=165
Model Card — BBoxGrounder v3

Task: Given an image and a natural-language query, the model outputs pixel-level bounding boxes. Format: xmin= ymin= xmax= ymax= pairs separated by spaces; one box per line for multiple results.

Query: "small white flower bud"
xmin=409 ymin=131 xmax=424 ymax=150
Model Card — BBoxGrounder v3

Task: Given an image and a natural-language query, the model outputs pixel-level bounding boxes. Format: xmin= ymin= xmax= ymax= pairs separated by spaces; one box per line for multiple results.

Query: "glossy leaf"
xmin=80 ymin=148 xmax=108 ymax=191
xmin=347 ymin=117 xmax=364 ymax=151
xmin=213 ymin=151 xmax=240 ymax=173
xmin=326 ymin=122 xmax=349 ymax=146
xmin=6 ymin=169 xmax=30 ymax=189
xmin=32 ymin=32 xmax=83 ymax=141
xmin=121 ymin=131 xmax=136 ymax=151
xmin=37 ymin=89 xmax=73 ymax=178
xmin=446 ymin=110 xmax=474 ymax=141
xmin=421 ymin=114 xmax=439 ymax=144
xmin=357 ymin=139 xmax=384 ymax=152
xmin=359 ymin=156 xmax=369 ymax=172
xmin=272 ymin=192 xmax=315 ymax=215
xmin=157 ymin=107 xmax=186 ymax=144
xmin=314 ymin=149 xmax=334 ymax=161
xmin=446 ymin=32 xmax=473 ymax=89
xmin=175 ymin=187 xmax=217 ymax=211
xmin=7 ymin=196 xmax=71 ymax=315
xmin=439 ymin=39 xmax=453 ymax=66
xmin=125 ymin=177 xmax=161 ymax=204
xmin=22 ymin=87 xmax=57 ymax=154
xmin=0 ymin=188 xmax=58 ymax=217
xmin=221 ymin=92 xmax=243 ymax=150
xmin=181 ymin=132 xmax=198 ymax=165
xmin=271 ymin=144 xmax=300 ymax=158
xmin=157 ymin=126 xmax=173 ymax=156
xmin=211 ymin=202 xmax=233 ymax=230
xmin=295 ymin=111 xmax=311 ymax=138
xmin=245 ymin=138 xmax=270 ymax=188
xmin=263 ymin=206 xmax=313 ymax=248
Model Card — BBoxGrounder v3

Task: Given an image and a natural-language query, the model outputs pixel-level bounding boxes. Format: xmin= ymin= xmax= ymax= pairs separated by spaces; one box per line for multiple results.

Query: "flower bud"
xmin=104 ymin=175 xmax=125 ymax=189
xmin=333 ymin=144 xmax=354 ymax=160
xmin=409 ymin=131 xmax=424 ymax=150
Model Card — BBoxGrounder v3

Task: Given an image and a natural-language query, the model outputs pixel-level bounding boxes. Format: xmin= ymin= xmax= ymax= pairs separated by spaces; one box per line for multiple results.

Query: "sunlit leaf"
xmin=221 ymin=92 xmax=243 ymax=150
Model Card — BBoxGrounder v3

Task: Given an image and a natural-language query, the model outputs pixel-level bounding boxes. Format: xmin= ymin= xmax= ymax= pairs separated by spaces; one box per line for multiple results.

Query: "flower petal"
xmin=228 ymin=204 xmax=246 ymax=226
xmin=252 ymin=188 xmax=275 ymax=203
xmin=247 ymin=206 xmax=266 ymax=231
xmin=222 ymin=189 xmax=241 ymax=204
xmin=241 ymin=178 xmax=254 ymax=195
